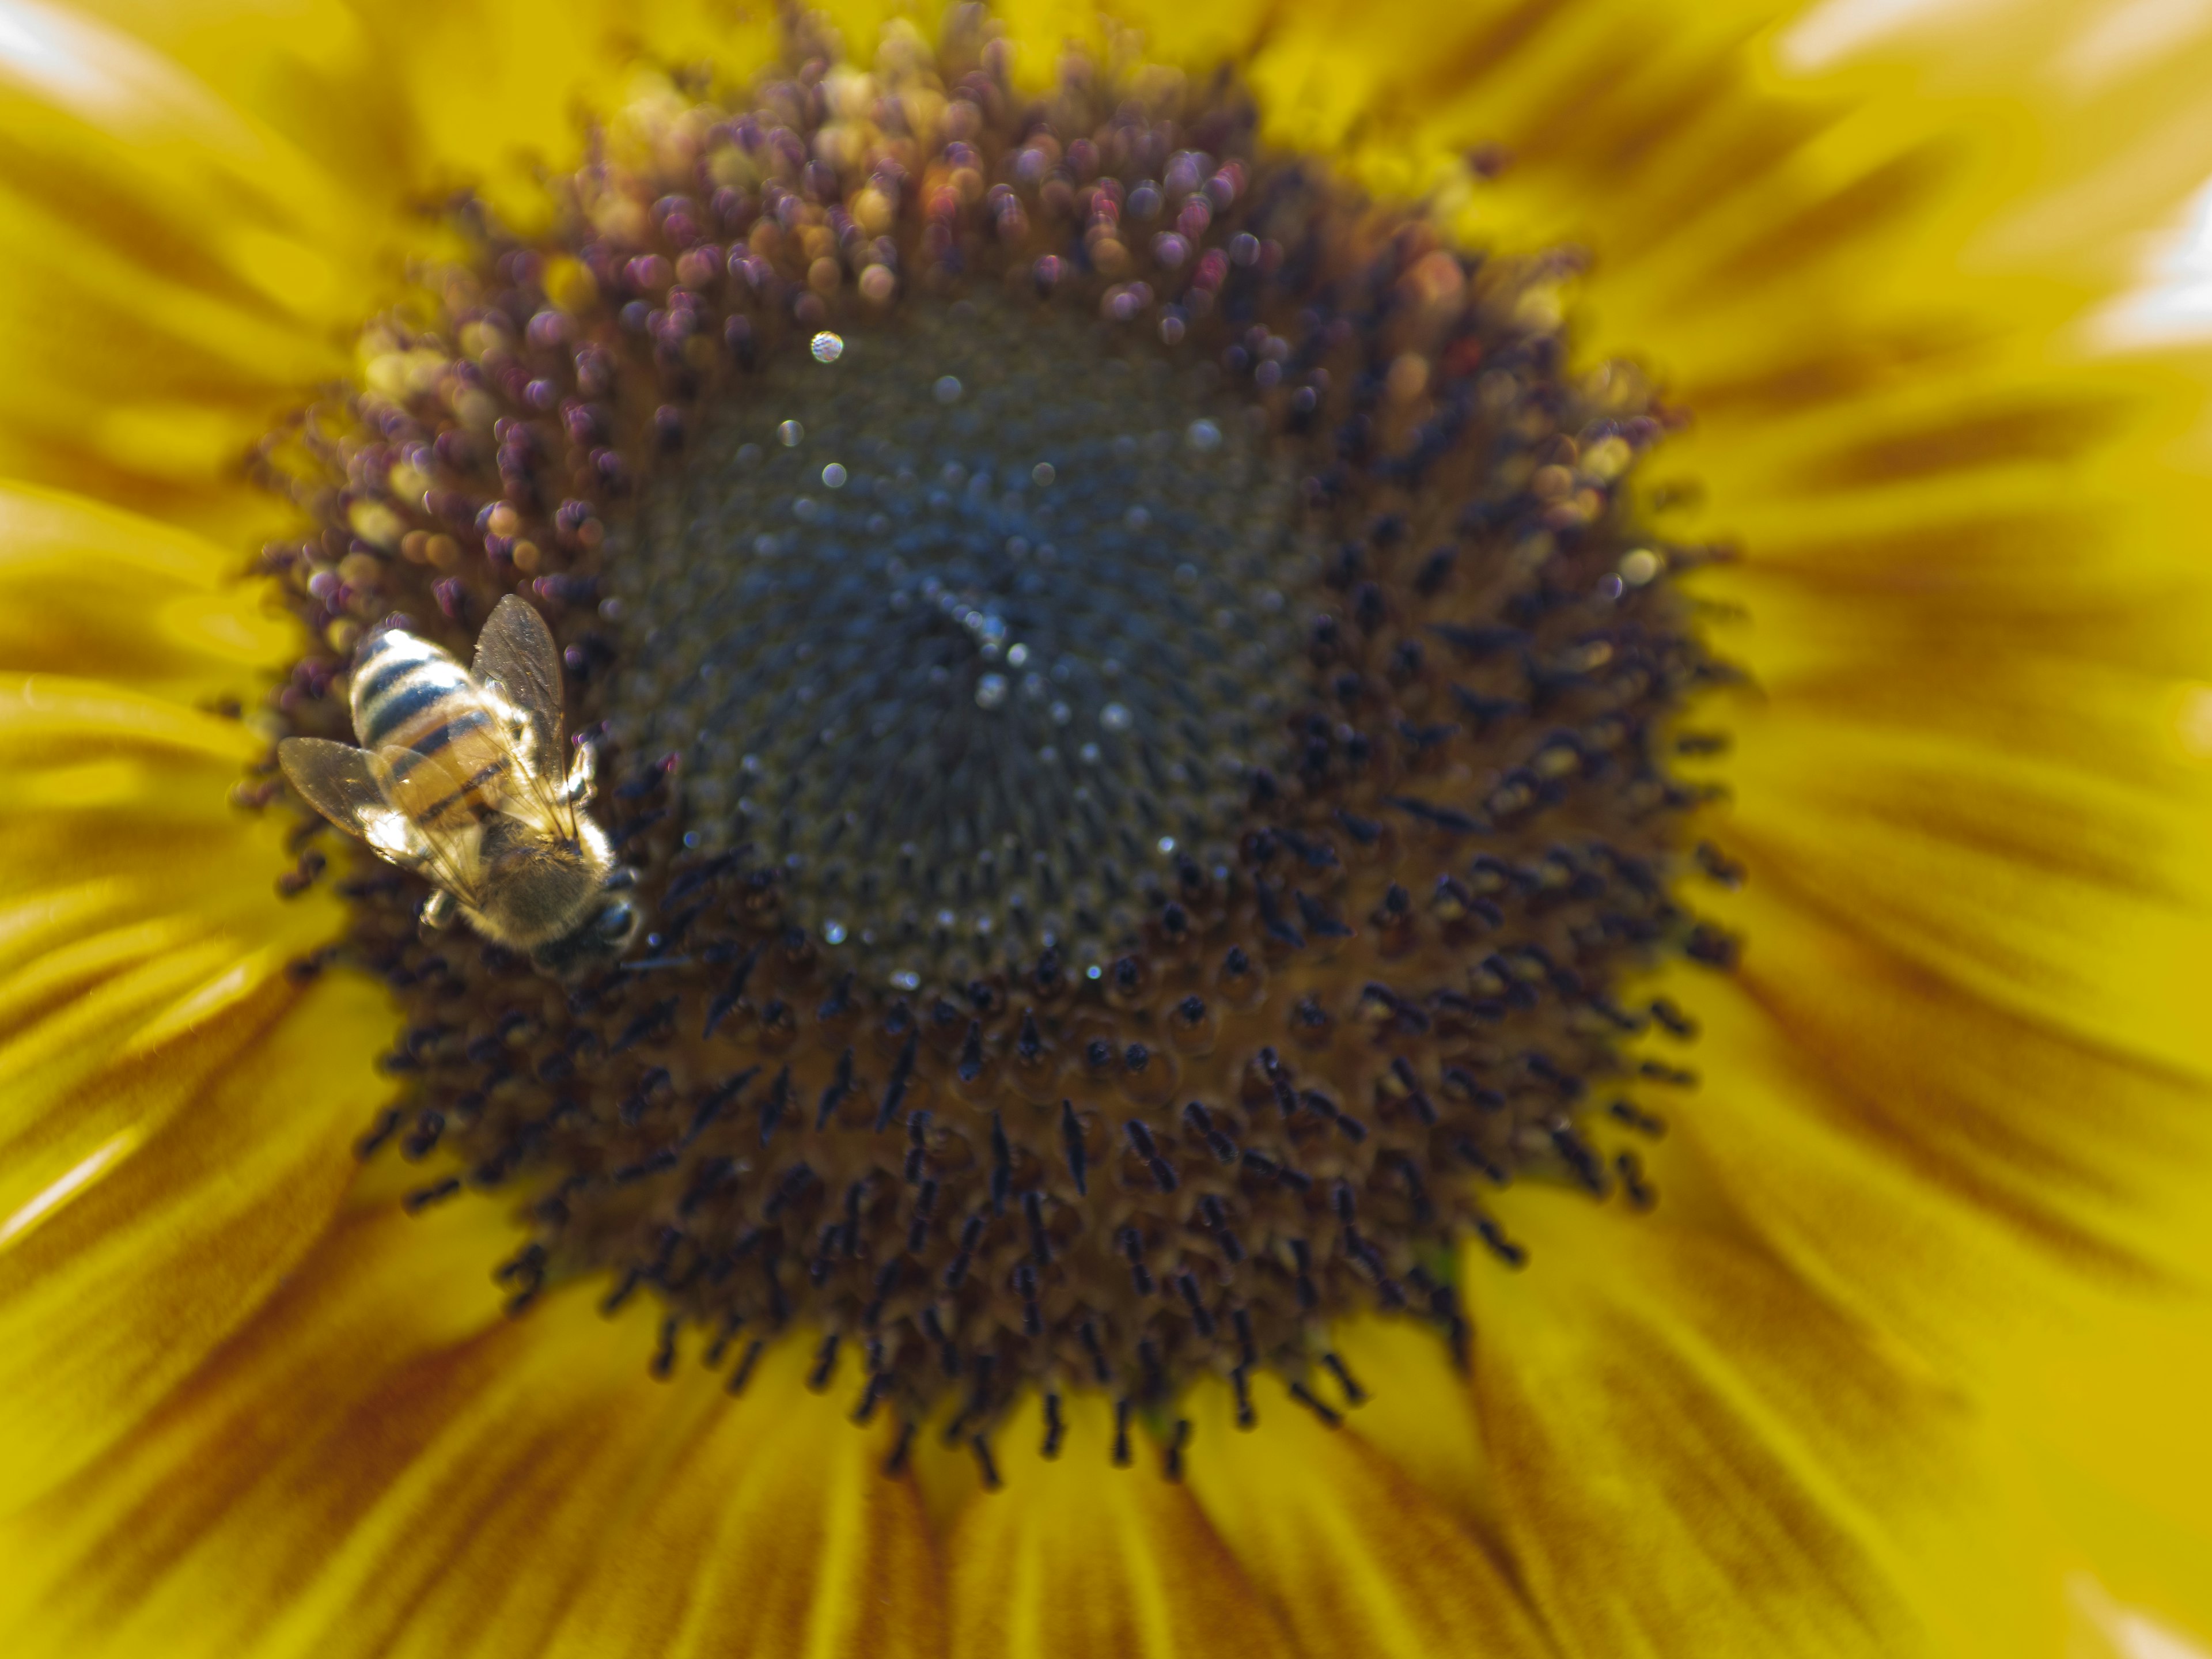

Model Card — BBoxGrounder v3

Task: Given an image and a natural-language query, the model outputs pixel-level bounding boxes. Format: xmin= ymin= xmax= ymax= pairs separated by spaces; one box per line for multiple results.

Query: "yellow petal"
xmin=1320 ymin=1313 xmax=1500 ymax=1542
xmin=1685 ymin=868 xmax=2212 ymax=1362
xmin=0 ymin=486 xmax=364 ymax=1247
xmin=947 ymin=1391 xmax=1296 ymax=1659
xmin=2014 ymin=1336 xmax=2212 ymax=1650
xmin=2 ymin=1228 xmax=944 ymax=1659
xmin=1467 ymin=1184 xmax=2082 ymax=1659
xmin=0 ymin=1190 xmax=515 ymax=1657
xmin=541 ymin=1335 xmax=944 ymax=1659
xmin=0 ymin=479 xmax=384 ymax=1512
xmin=43 ymin=0 xmax=414 ymax=207
xmin=0 ymin=969 xmax=385 ymax=1510
xmin=0 ymin=482 xmax=294 ymax=700
xmin=1180 ymin=1371 xmax=1549 ymax=1658
xmin=1676 ymin=889 xmax=2212 ymax=1639
xmin=0 ymin=668 xmax=349 ymax=1213
xmin=344 ymin=0 xmax=775 ymax=231
xmin=0 ymin=1 xmax=405 ymax=532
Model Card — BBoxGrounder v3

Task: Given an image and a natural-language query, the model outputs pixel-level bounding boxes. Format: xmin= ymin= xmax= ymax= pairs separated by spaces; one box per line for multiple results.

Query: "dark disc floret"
xmin=611 ymin=294 xmax=1315 ymax=980
xmin=252 ymin=16 xmax=1738 ymax=1474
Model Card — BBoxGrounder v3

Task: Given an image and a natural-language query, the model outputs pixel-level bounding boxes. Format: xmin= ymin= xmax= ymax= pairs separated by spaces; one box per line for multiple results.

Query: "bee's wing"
xmin=278 ymin=736 xmax=486 ymax=907
xmin=279 ymin=737 xmax=394 ymax=842
xmin=471 ymin=594 xmax=575 ymax=834
xmin=367 ymin=744 xmax=494 ymax=907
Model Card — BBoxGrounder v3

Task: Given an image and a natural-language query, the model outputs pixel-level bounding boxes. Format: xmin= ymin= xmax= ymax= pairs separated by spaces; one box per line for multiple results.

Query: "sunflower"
xmin=5 ymin=0 xmax=2212 ymax=1652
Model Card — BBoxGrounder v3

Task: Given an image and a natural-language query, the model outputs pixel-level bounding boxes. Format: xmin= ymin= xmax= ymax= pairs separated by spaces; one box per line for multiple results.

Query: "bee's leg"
xmin=563 ymin=738 xmax=597 ymax=806
xmin=419 ymin=888 xmax=457 ymax=931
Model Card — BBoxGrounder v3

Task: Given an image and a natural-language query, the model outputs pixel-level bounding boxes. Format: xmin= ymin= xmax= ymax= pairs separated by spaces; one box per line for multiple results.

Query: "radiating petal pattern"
xmin=1180 ymin=1376 xmax=1550 ymax=1659
xmin=0 ymin=482 xmax=392 ymax=1512
xmin=0 ymin=0 xmax=2209 ymax=1655
xmin=1 ymin=1211 xmax=945 ymax=1659
xmin=1466 ymin=1186 xmax=2080 ymax=1659
xmin=0 ymin=966 xmax=384 ymax=1510
xmin=948 ymin=1393 xmax=1296 ymax=1659
xmin=1317 ymin=1313 xmax=1499 ymax=1540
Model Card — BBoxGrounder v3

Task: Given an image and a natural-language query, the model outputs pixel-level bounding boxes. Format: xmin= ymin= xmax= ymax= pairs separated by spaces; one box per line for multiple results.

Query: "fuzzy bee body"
xmin=280 ymin=596 xmax=641 ymax=976
xmin=351 ymin=628 xmax=517 ymax=836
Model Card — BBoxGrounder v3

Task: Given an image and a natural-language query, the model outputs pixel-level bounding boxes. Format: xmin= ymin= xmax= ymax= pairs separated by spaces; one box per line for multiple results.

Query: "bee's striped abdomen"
xmin=351 ymin=628 xmax=512 ymax=831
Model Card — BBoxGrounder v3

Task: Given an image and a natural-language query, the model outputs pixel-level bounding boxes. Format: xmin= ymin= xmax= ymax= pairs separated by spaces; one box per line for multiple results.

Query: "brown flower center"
xmin=256 ymin=22 xmax=1733 ymax=1477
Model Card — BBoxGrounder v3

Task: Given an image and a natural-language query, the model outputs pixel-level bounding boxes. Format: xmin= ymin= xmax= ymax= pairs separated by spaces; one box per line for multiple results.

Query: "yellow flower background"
xmin=3 ymin=0 xmax=2212 ymax=1653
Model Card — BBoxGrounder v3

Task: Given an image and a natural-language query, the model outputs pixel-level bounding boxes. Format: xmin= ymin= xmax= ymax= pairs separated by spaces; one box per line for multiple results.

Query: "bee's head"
xmin=529 ymin=868 xmax=644 ymax=979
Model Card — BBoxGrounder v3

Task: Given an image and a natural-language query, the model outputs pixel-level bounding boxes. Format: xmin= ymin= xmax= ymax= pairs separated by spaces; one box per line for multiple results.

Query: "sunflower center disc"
xmin=264 ymin=29 xmax=1733 ymax=1474
xmin=609 ymin=298 xmax=1312 ymax=982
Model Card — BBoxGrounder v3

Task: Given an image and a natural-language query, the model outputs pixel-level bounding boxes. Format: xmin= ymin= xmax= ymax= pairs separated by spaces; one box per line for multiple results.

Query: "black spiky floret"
xmin=251 ymin=15 xmax=1739 ymax=1474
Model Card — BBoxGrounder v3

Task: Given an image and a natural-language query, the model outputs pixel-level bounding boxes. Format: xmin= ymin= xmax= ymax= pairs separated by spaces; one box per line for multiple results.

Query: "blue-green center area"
xmin=609 ymin=296 xmax=1317 ymax=983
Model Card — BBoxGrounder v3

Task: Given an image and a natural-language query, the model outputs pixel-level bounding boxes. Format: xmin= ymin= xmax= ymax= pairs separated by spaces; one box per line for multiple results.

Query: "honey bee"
xmin=279 ymin=594 xmax=642 ymax=976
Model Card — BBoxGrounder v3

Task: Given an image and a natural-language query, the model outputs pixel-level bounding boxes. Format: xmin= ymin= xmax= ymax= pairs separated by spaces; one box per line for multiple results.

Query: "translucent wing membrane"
xmin=369 ymin=743 xmax=493 ymax=906
xmin=471 ymin=594 xmax=575 ymax=837
xmin=278 ymin=736 xmax=486 ymax=908
xmin=278 ymin=737 xmax=393 ymax=845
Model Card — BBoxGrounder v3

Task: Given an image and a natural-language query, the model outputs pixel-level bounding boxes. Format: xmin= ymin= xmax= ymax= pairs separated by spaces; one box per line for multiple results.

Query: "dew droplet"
xmin=976 ymin=673 xmax=1010 ymax=710
xmin=777 ymin=420 xmax=805 ymax=447
xmin=933 ymin=375 xmax=964 ymax=403
xmin=810 ymin=331 xmax=846 ymax=363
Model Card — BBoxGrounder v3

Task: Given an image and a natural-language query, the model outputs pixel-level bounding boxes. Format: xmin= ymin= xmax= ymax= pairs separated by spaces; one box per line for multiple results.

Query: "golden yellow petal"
xmin=47 ymin=0 xmax=416 ymax=200
xmin=1179 ymin=1372 xmax=1548 ymax=1658
xmin=0 ymin=482 xmax=361 ymax=1230
xmin=2012 ymin=1332 xmax=2212 ymax=1650
xmin=544 ymin=1337 xmax=944 ymax=1659
xmin=1676 ymin=891 xmax=2212 ymax=1639
xmin=0 ymin=2 xmax=414 ymax=532
xmin=946 ymin=1391 xmax=1296 ymax=1659
xmin=0 ymin=482 xmax=294 ymax=699
xmin=1318 ymin=1313 xmax=1499 ymax=1542
xmin=343 ymin=0 xmax=778 ymax=231
xmin=0 ymin=1190 xmax=514 ymax=1657
xmin=1692 ymin=792 xmax=2212 ymax=1313
xmin=0 ymin=670 xmax=343 ymax=1218
xmin=0 ymin=969 xmax=386 ymax=1512
xmin=1465 ymin=1184 xmax=2077 ymax=1659
xmin=1099 ymin=0 xmax=1795 ymax=215
xmin=0 ymin=479 xmax=387 ymax=1516
xmin=2 ymin=1221 xmax=944 ymax=1659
